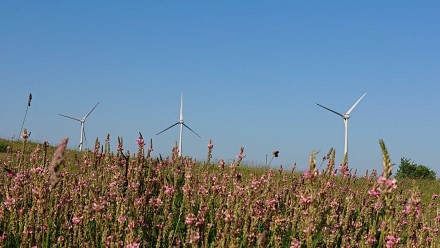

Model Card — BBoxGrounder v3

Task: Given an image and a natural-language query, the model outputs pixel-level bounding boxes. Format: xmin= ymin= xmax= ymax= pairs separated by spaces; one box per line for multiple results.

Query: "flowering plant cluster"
xmin=0 ymin=137 xmax=439 ymax=247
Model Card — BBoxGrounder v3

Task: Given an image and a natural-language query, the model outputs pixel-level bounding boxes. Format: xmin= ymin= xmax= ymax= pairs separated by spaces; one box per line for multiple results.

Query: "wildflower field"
xmin=0 ymin=135 xmax=439 ymax=247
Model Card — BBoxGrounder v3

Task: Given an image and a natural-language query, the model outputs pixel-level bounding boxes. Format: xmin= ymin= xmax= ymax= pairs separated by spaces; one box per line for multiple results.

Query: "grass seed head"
xmin=49 ymin=137 xmax=68 ymax=187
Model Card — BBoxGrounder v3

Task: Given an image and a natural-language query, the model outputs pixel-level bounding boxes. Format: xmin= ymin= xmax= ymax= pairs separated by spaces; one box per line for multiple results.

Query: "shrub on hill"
xmin=0 ymin=140 xmax=8 ymax=152
xmin=395 ymin=157 xmax=436 ymax=180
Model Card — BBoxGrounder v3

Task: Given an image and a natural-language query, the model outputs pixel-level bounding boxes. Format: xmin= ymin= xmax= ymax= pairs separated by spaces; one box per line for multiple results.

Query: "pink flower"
xmin=368 ymin=188 xmax=380 ymax=197
xmin=302 ymin=169 xmax=316 ymax=179
xmin=290 ymin=238 xmax=301 ymax=248
xmin=128 ymin=220 xmax=135 ymax=228
xmin=303 ymin=225 xmax=315 ymax=234
xmin=148 ymin=197 xmax=163 ymax=208
xmin=402 ymin=205 xmax=411 ymax=215
xmin=3 ymin=197 xmax=16 ymax=209
xmin=136 ymin=138 xmax=145 ymax=147
xmin=72 ymin=216 xmax=82 ymax=225
xmin=338 ymin=164 xmax=350 ymax=177
xmin=105 ymin=236 xmax=112 ymax=246
xmin=224 ymin=210 xmax=232 ymax=222
xmin=189 ymin=230 xmax=200 ymax=244
xmin=185 ymin=214 xmax=197 ymax=226
xmin=365 ymin=235 xmax=376 ymax=245
xmin=118 ymin=215 xmax=126 ymax=224
xmin=266 ymin=198 xmax=278 ymax=210
xmin=385 ymin=234 xmax=400 ymax=248
xmin=300 ymin=194 xmax=312 ymax=204
xmin=377 ymin=176 xmax=386 ymax=184
xmin=93 ymin=202 xmax=105 ymax=212
xmin=117 ymin=143 xmax=123 ymax=151
xmin=126 ymin=242 xmax=140 ymax=248
xmin=182 ymin=184 xmax=191 ymax=195
xmin=237 ymin=154 xmax=246 ymax=159
xmin=57 ymin=236 xmax=65 ymax=243
xmin=218 ymin=159 xmax=225 ymax=169
xmin=164 ymin=186 xmax=175 ymax=196
xmin=207 ymin=142 xmax=213 ymax=149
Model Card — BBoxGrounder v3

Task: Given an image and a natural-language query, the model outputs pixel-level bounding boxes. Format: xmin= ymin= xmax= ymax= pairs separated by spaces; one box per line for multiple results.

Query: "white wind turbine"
xmin=316 ymin=93 xmax=366 ymax=161
xmin=58 ymin=103 xmax=99 ymax=151
xmin=156 ymin=94 xmax=201 ymax=157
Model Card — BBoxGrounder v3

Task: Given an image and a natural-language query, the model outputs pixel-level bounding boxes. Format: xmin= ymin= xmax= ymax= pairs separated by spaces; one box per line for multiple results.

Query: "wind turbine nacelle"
xmin=342 ymin=114 xmax=350 ymax=119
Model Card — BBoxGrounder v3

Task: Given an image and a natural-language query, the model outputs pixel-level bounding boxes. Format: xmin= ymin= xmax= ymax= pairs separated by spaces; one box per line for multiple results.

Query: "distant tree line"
xmin=395 ymin=157 xmax=436 ymax=180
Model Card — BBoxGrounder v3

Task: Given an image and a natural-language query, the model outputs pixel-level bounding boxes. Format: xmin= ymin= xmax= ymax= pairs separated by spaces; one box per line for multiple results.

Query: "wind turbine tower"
xmin=316 ymin=93 xmax=366 ymax=161
xmin=58 ymin=103 xmax=99 ymax=151
xmin=156 ymin=94 xmax=201 ymax=157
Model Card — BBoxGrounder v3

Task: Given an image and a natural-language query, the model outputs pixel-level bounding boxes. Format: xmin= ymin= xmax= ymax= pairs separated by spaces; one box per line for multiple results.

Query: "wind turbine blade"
xmin=156 ymin=122 xmax=180 ymax=135
xmin=183 ymin=123 xmax=201 ymax=138
xmin=58 ymin=114 xmax=81 ymax=122
xmin=316 ymin=103 xmax=344 ymax=117
xmin=345 ymin=93 xmax=366 ymax=115
xmin=84 ymin=102 xmax=99 ymax=120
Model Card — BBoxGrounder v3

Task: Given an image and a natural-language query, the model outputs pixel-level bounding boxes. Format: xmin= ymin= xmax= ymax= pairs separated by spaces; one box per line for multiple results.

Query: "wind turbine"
xmin=316 ymin=93 xmax=366 ymax=161
xmin=58 ymin=103 xmax=99 ymax=151
xmin=156 ymin=94 xmax=201 ymax=157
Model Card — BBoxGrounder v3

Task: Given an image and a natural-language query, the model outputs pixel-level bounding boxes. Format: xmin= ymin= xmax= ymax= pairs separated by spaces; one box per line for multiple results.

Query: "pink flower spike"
xmin=385 ymin=234 xmax=400 ymax=248
xmin=377 ymin=176 xmax=386 ymax=184
xmin=368 ymin=188 xmax=380 ymax=198
xmin=136 ymin=138 xmax=145 ymax=147
xmin=237 ymin=154 xmax=246 ymax=159
xmin=218 ymin=159 xmax=225 ymax=169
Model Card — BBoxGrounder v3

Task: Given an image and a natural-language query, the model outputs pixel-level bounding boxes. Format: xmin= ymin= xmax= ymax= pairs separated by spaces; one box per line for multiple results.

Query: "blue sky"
xmin=1 ymin=1 xmax=439 ymax=176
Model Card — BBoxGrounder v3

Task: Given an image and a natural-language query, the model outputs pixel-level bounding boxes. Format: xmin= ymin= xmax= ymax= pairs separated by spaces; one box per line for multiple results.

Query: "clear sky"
xmin=1 ymin=1 xmax=439 ymax=176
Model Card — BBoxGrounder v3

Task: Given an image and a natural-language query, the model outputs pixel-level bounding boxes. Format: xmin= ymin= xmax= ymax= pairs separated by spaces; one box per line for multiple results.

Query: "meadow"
xmin=0 ymin=133 xmax=439 ymax=247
